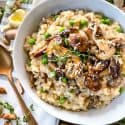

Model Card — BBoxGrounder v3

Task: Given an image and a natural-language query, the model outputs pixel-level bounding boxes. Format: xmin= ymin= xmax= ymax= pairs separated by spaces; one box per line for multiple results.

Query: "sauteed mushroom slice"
xmin=60 ymin=29 xmax=71 ymax=38
xmin=107 ymin=77 xmax=121 ymax=88
xmin=65 ymin=56 xmax=82 ymax=79
xmin=59 ymin=28 xmax=79 ymax=38
xmin=95 ymin=26 xmax=103 ymax=39
xmin=112 ymin=38 xmax=125 ymax=47
xmin=0 ymin=113 xmax=16 ymax=120
xmin=0 ymin=87 xmax=7 ymax=94
xmin=93 ymin=60 xmax=110 ymax=72
xmin=33 ymin=45 xmax=47 ymax=57
xmin=84 ymin=74 xmax=101 ymax=91
xmin=95 ymin=40 xmax=116 ymax=60
xmin=85 ymin=23 xmax=103 ymax=42
xmin=88 ymin=57 xmax=110 ymax=73
xmin=69 ymin=32 xmax=89 ymax=52
xmin=109 ymin=58 xmax=120 ymax=79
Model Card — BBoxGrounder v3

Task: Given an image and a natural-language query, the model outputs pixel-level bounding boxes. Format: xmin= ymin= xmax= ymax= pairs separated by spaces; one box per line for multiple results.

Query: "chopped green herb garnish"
xmin=58 ymin=56 xmax=68 ymax=64
xmin=23 ymin=114 xmax=29 ymax=122
xmin=120 ymin=87 xmax=125 ymax=94
xmin=64 ymin=38 xmax=69 ymax=46
xmin=71 ymin=49 xmax=90 ymax=63
xmin=50 ymin=55 xmax=69 ymax=65
xmin=16 ymin=117 xmax=21 ymax=125
xmin=29 ymin=104 xmax=34 ymax=111
xmin=59 ymin=27 xmax=66 ymax=32
xmin=80 ymin=19 xmax=88 ymax=28
xmin=0 ymin=8 xmax=4 ymax=21
xmin=61 ymin=77 xmax=68 ymax=83
xmin=116 ymin=26 xmax=123 ymax=33
xmin=28 ymin=38 xmax=36 ymax=45
xmin=44 ymin=32 xmax=51 ymax=40
xmin=58 ymin=96 xmax=67 ymax=104
xmin=50 ymin=71 xmax=57 ymax=78
xmin=101 ymin=17 xmax=112 ymax=25
xmin=3 ymin=102 xmax=14 ymax=113
xmin=69 ymin=19 xmax=75 ymax=26
xmin=0 ymin=101 xmax=14 ymax=113
xmin=41 ymin=53 xmax=48 ymax=64
xmin=115 ymin=48 xmax=121 ymax=57
xmin=0 ymin=105 xmax=3 ymax=115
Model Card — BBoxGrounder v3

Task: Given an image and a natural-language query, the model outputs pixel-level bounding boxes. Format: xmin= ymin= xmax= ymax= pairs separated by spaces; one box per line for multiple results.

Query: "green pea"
xmin=44 ymin=32 xmax=51 ymax=40
xmin=80 ymin=19 xmax=88 ymax=28
xmin=50 ymin=71 xmax=57 ymax=78
xmin=61 ymin=77 xmax=68 ymax=83
xmin=40 ymin=87 xmax=46 ymax=93
xmin=120 ymin=87 xmax=125 ymax=94
xmin=116 ymin=26 xmax=123 ymax=33
xmin=58 ymin=96 xmax=67 ymax=104
xmin=41 ymin=53 xmax=48 ymax=64
xmin=28 ymin=38 xmax=36 ymax=45
xmin=69 ymin=19 xmax=75 ymax=26
xmin=101 ymin=17 xmax=112 ymax=25
xmin=59 ymin=27 xmax=65 ymax=32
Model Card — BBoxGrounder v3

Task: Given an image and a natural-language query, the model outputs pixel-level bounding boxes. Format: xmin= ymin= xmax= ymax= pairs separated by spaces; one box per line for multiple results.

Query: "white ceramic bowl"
xmin=13 ymin=0 xmax=125 ymax=125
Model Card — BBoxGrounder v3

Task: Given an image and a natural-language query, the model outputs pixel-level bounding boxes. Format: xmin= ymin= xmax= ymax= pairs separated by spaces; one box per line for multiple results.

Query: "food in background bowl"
xmin=24 ymin=10 xmax=125 ymax=111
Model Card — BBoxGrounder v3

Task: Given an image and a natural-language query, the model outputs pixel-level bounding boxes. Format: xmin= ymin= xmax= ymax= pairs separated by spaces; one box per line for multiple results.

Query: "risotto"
xmin=24 ymin=10 xmax=125 ymax=111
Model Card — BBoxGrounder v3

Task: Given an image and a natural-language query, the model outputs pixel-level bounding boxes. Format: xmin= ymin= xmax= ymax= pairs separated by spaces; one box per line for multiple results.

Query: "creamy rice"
xmin=24 ymin=10 xmax=125 ymax=111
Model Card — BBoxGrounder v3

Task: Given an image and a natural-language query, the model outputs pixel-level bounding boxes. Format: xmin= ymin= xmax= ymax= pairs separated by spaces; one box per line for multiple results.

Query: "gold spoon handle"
xmin=7 ymin=73 xmax=38 ymax=125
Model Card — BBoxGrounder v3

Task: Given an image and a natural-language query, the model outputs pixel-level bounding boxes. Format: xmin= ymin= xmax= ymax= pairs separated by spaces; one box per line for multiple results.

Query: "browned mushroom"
xmin=60 ymin=29 xmax=71 ymax=38
xmin=0 ymin=87 xmax=7 ymax=94
xmin=92 ymin=60 xmax=110 ymax=72
xmin=107 ymin=77 xmax=121 ymax=88
xmin=95 ymin=40 xmax=116 ymax=60
xmin=65 ymin=56 xmax=82 ymax=79
xmin=84 ymin=74 xmax=101 ymax=91
xmin=33 ymin=45 xmax=47 ymax=57
xmin=95 ymin=26 xmax=103 ymax=39
xmin=69 ymin=27 xmax=79 ymax=33
xmin=4 ymin=29 xmax=17 ymax=42
xmin=109 ymin=58 xmax=120 ymax=79
xmin=87 ymin=57 xmax=110 ymax=73
xmin=0 ymin=113 xmax=16 ymax=120
xmin=29 ymin=72 xmax=36 ymax=88
xmin=85 ymin=23 xmax=103 ymax=41
xmin=84 ymin=27 xmax=93 ymax=40
xmin=69 ymin=32 xmax=89 ymax=52
xmin=112 ymin=38 xmax=125 ymax=47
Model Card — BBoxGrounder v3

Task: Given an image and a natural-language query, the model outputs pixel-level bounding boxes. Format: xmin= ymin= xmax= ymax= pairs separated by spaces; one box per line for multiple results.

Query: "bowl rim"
xmin=13 ymin=0 xmax=125 ymax=124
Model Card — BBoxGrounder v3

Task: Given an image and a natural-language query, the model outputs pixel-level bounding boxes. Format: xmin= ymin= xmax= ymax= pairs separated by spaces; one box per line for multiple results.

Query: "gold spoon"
xmin=0 ymin=44 xmax=38 ymax=125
